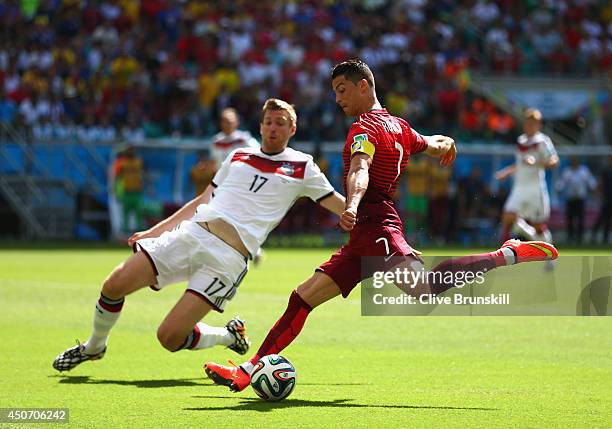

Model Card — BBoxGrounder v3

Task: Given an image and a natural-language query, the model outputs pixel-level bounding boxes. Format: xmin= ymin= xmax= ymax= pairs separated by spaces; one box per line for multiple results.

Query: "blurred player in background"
xmin=211 ymin=107 xmax=259 ymax=169
xmin=52 ymin=99 xmax=346 ymax=373
xmin=495 ymin=109 xmax=559 ymax=253
xmin=205 ymin=60 xmax=559 ymax=392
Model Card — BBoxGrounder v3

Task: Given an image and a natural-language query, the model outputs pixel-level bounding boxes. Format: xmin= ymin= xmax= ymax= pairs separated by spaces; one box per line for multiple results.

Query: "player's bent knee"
xmin=295 ymin=276 xmax=319 ymax=303
xmin=295 ymin=276 xmax=316 ymax=295
xmin=101 ymin=272 xmax=127 ymax=300
xmin=296 ymin=272 xmax=340 ymax=309
xmin=156 ymin=326 xmax=185 ymax=352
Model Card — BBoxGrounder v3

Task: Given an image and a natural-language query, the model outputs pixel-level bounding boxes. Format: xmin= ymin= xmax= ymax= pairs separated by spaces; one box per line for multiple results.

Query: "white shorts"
xmin=504 ymin=186 xmax=550 ymax=223
xmin=135 ymin=220 xmax=249 ymax=312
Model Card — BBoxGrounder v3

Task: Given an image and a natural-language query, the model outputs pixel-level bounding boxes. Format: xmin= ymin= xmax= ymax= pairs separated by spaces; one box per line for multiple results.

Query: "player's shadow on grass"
xmin=188 ymin=396 xmax=498 ymax=412
xmin=299 ymin=382 xmax=368 ymax=386
xmin=54 ymin=375 xmax=214 ymax=388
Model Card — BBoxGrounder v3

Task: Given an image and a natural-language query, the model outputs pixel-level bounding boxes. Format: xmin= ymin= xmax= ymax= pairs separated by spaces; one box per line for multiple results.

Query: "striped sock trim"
xmin=98 ymin=294 xmax=125 ymax=313
xmin=175 ymin=324 xmax=202 ymax=352
xmin=187 ymin=324 xmax=201 ymax=350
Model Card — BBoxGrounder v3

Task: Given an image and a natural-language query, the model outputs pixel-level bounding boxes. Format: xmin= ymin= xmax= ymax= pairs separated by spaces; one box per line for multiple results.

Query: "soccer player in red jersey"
xmin=205 ymin=60 xmax=558 ymax=392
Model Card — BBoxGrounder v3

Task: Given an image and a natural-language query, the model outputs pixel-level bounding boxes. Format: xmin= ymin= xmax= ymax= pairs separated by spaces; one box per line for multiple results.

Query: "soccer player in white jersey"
xmin=211 ymin=107 xmax=264 ymax=264
xmin=52 ymin=99 xmax=347 ymax=372
xmin=496 ymin=108 xmax=559 ymax=248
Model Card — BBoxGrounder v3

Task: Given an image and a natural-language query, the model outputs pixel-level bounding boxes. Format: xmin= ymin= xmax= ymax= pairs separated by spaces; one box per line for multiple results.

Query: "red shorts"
xmin=317 ymin=220 xmax=418 ymax=298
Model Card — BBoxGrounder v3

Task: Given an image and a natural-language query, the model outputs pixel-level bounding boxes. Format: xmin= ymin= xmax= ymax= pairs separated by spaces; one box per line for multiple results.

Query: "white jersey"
xmin=192 ymin=146 xmax=335 ymax=257
xmin=211 ymin=130 xmax=259 ymax=165
xmin=513 ymin=131 xmax=557 ymax=192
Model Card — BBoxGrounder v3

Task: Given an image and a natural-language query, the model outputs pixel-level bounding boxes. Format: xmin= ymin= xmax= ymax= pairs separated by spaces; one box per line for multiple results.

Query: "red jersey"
xmin=317 ymin=109 xmax=427 ymax=296
xmin=343 ymin=108 xmax=427 ymax=203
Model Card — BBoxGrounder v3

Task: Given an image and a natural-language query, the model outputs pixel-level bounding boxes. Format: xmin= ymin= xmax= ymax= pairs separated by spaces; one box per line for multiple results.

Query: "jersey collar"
xmin=260 ymin=148 xmax=286 ymax=156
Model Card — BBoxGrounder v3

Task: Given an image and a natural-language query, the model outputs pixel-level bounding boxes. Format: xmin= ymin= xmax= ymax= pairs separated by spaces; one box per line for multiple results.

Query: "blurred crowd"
xmin=1 ymin=0 xmax=611 ymax=144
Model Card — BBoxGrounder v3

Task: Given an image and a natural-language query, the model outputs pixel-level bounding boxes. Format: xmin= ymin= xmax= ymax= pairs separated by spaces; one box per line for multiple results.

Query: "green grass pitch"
xmin=0 ymin=247 xmax=611 ymax=428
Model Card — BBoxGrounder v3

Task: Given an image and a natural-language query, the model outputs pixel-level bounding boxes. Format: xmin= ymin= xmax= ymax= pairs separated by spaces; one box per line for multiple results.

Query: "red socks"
xmin=249 ymin=290 xmax=312 ymax=365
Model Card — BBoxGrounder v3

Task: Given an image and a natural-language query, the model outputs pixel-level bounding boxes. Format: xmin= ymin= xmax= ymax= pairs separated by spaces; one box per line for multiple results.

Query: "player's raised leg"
xmin=52 ymin=250 xmax=157 ymax=372
xmin=499 ymin=212 xmax=515 ymax=242
xmin=204 ymin=271 xmax=340 ymax=391
xmin=426 ymin=239 xmax=558 ymax=295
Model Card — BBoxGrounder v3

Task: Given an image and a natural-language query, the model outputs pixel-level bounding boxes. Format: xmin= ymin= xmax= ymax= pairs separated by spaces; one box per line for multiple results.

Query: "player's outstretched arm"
xmin=127 ymin=185 xmax=214 ymax=246
xmin=318 ymin=191 xmax=346 ymax=216
xmin=424 ymin=135 xmax=456 ymax=166
xmin=495 ymin=165 xmax=517 ymax=181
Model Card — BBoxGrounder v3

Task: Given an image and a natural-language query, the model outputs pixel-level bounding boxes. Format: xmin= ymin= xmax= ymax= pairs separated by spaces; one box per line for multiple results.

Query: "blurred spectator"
xmin=76 ymin=113 xmax=98 ymax=143
xmin=113 ymin=146 xmax=145 ymax=234
xmin=592 ymin=156 xmax=612 ymax=244
xmin=190 ymin=150 xmax=213 ymax=197
xmin=557 ymin=157 xmax=597 ymax=243
xmin=97 ymin=114 xmax=117 ymax=143
xmin=19 ymin=91 xmax=49 ymax=126
xmin=0 ymin=87 xmax=17 ymax=124
xmin=32 ymin=116 xmax=53 ymax=141
xmin=121 ymin=115 xmax=145 ymax=144
xmin=53 ymin=113 xmax=75 ymax=141
xmin=458 ymin=166 xmax=489 ymax=219
xmin=0 ymin=1 xmax=608 ymax=143
xmin=403 ymin=156 xmax=429 ymax=239
xmin=428 ymin=159 xmax=452 ymax=242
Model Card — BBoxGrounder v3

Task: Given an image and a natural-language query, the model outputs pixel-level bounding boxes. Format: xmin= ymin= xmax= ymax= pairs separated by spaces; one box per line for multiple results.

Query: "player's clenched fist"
xmin=425 ymin=135 xmax=456 ymax=166
xmin=340 ymin=209 xmax=357 ymax=231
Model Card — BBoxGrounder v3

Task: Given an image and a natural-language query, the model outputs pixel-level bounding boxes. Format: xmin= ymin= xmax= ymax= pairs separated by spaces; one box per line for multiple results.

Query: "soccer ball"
xmin=250 ymin=354 xmax=297 ymax=401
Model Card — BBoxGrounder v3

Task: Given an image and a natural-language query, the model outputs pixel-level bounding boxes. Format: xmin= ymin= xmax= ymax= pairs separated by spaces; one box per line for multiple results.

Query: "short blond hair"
xmin=524 ymin=108 xmax=543 ymax=122
xmin=221 ymin=107 xmax=238 ymax=118
xmin=261 ymin=98 xmax=297 ymax=125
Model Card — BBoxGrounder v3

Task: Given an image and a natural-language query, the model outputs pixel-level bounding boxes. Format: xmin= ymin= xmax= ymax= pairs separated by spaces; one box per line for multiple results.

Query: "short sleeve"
xmin=211 ymin=149 xmax=234 ymax=188
xmin=540 ymin=135 xmax=557 ymax=159
xmin=410 ymin=127 xmax=428 ymax=154
xmin=301 ymin=159 xmax=335 ymax=202
xmin=347 ymin=124 xmax=377 ymax=158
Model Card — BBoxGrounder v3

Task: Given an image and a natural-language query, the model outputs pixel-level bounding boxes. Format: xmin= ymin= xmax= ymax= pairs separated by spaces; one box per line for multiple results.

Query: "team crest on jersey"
xmin=279 ymin=163 xmax=295 ymax=176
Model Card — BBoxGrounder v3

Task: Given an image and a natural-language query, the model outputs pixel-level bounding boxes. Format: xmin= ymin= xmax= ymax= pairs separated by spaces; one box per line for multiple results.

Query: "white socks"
xmin=513 ymin=218 xmax=538 ymax=240
xmin=84 ymin=294 xmax=124 ymax=354
xmin=535 ymin=228 xmax=553 ymax=243
xmin=513 ymin=218 xmax=553 ymax=244
xmin=183 ymin=322 xmax=234 ymax=350
xmin=240 ymin=361 xmax=255 ymax=374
